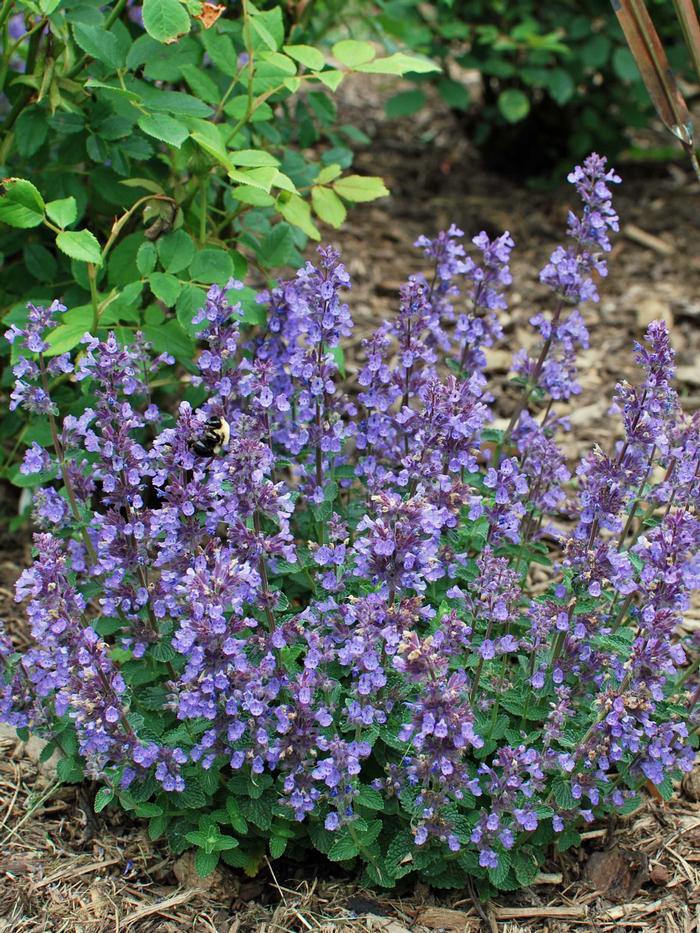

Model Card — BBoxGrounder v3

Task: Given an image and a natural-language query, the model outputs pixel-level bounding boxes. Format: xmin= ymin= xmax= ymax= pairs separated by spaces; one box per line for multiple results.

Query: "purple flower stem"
xmin=39 ymin=354 xmax=96 ymax=564
xmin=617 ymin=445 xmax=657 ymax=548
xmin=500 ymin=301 xmax=564 ymax=461
xmin=253 ymin=510 xmax=276 ymax=632
xmin=470 ymin=618 xmax=495 ymax=702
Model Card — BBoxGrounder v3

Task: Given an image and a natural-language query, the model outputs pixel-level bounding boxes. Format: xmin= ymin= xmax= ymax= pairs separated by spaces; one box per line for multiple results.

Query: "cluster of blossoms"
xmin=1 ymin=154 xmax=697 ymax=890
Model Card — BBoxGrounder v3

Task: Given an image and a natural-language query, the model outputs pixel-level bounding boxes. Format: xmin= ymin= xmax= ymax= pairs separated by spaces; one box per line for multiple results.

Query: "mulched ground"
xmin=1 ymin=76 xmax=700 ymax=932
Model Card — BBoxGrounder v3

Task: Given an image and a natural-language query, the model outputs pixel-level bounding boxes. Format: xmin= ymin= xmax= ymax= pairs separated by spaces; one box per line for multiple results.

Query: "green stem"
xmin=199 ymin=175 xmax=208 ymax=245
xmin=87 ymin=263 xmax=100 ymax=332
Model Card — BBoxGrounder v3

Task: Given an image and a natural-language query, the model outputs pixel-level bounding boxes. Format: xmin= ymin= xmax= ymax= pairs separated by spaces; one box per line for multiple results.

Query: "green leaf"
xmin=189 ymin=248 xmax=234 ymax=285
xmin=316 ymin=164 xmax=342 ymax=184
xmin=229 ymin=149 xmax=280 ymax=168
xmin=55 ymin=229 xmax=102 ymax=265
xmin=278 ymin=194 xmax=320 ymax=240
xmin=612 ymin=47 xmax=638 ymax=82
xmin=332 ymin=175 xmax=389 ymax=203
xmin=73 ymin=23 xmax=124 ymax=69
xmin=0 ymin=177 xmax=45 ymax=228
xmin=23 ymin=242 xmax=57 ymax=282
xmin=249 ymin=7 xmax=284 ymax=51
xmin=225 ymin=797 xmax=249 ymax=834
xmin=176 ymin=283 xmax=207 ymax=334
xmin=45 ymin=197 xmax=77 ymax=229
xmin=328 ymin=832 xmax=360 ymax=862
xmin=194 ymin=849 xmax=219 ymax=877
xmin=45 ymin=321 xmax=92 ymax=356
xmin=57 ymin=756 xmax=84 ymax=784
xmin=157 ymin=229 xmax=195 ymax=274
xmin=15 ymin=107 xmax=48 ymax=157
xmin=488 ymin=850 xmax=512 ymax=889
xmin=142 ymin=320 xmax=194 ymax=363
xmin=438 ymin=77 xmax=470 ymax=110
xmin=149 ymin=272 xmax=182 ymax=307
xmin=498 ymin=89 xmax=530 ymax=123
xmin=385 ymin=89 xmax=427 ymax=118
xmin=259 ymin=223 xmax=296 ymax=267
xmin=137 ymin=113 xmax=189 ymax=148
xmin=142 ymin=0 xmax=190 ymax=44
xmin=311 ymin=187 xmax=346 ymax=228
xmin=232 ymin=186 xmax=275 ymax=207
xmin=283 ymin=44 xmax=325 ymax=71
xmin=137 ymin=241 xmax=157 ymax=275
xmin=269 ymin=836 xmax=287 ymax=859
xmin=241 ymin=795 xmax=273 ymax=831
xmin=180 ymin=63 xmax=220 ymax=105
xmin=582 ymin=33 xmax=610 ymax=69
xmin=512 ymin=849 xmax=539 ymax=886
xmin=332 ymin=39 xmax=376 ymax=67
xmin=314 ymin=70 xmax=344 ymax=91
xmin=547 ymin=68 xmax=575 ymax=105
xmin=229 ymin=166 xmax=278 ymax=192
xmin=552 ymin=778 xmax=576 ymax=810
xmin=356 ymin=785 xmax=384 ymax=811
xmin=356 ymin=52 xmax=439 ymax=75
xmin=556 ymin=827 xmax=581 ymax=852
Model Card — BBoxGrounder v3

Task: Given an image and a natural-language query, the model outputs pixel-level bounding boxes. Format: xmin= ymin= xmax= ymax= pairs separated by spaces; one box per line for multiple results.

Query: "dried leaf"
xmin=195 ymin=3 xmax=225 ymax=28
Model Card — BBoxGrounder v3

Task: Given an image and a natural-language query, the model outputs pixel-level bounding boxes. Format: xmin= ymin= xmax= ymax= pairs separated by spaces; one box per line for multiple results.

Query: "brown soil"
xmin=1 ymin=80 xmax=700 ymax=932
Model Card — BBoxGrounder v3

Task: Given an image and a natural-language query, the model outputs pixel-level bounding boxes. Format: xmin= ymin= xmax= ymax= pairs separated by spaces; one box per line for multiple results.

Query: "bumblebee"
xmin=190 ymin=416 xmax=230 ymax=457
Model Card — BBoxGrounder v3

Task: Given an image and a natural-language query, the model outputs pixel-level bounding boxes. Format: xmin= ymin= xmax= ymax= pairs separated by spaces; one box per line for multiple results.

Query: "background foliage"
xmin=0 ymin=0 xmax=436 ymax=505
xmin=359 ymin=0 xmax=688 ymax=175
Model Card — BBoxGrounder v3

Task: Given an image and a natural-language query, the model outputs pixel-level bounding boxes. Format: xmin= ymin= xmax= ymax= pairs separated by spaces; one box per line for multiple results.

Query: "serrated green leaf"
xmin=137 ymin=241 xmax=157 ymax=275
xmin=73 ymin=23 xmax=124 ymax=69
xmin=149 ymin=272 xmax=182 ymax=307
xmin=328 ymin=832 xmax=360 ymax=862
xmin=332 ymin=39 xmax=376 ymax=67
xmin=57 ymin=756 xmax=84 ymax=784
xmin=314 ymin=70 xmax=344 ymax=91
xmin=229 ymin=149 xmax=280 ymax=168
xmin=142 ymin=0 xmax=190 ymax=44
xmin=45 ymin=197 xmax=77 ymax=229
xmin=283 ymin=44 xmax=325 ymax=71
xmin=15 ymin=107 xmax=48 ymax=157
xmin=278 ymin=194 xmax=320 ymax=240
xmin=332 ymin=175 xmax=389 ymax=203
xmin=0 ymin=177 xmax=45 ymax=228
xmin=55 ymin=229 xmax=102 ymax=265
xmin=259 ymin=223 xmax=296 ymax=268
xmin=194 ymin=848 xmax=219 ymax=877
xmin=157 ymin=229 xmax=194 ymax=274
xmin=225 ymin=797 xmax=249 ymax=834
xmin=269 ymin=836 xmax=287 ymax=859
xmin=356 ymin=785 xmax=384 ymax=811
xmin=189 ymin=248 xmax=234 ymax=285
xmin=311 ymin=186 xmax=346 ymax=228
xmin=356 ymin=52 xmax=439 ymax=75
xmin=94 ymin=787 xmax=114 ymax=813
xmin=137 ymin=113 xmax=189 ymax=148
xmin=44 ymin=321 xmax=91 ymax=356
xmin=488 ymin=849 xmax=512 ymax=888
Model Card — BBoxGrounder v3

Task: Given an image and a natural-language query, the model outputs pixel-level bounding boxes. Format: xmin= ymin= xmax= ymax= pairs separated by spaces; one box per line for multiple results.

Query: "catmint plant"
xmin=1 ymin=154 xmax=697 ymax=892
